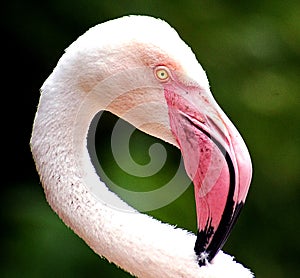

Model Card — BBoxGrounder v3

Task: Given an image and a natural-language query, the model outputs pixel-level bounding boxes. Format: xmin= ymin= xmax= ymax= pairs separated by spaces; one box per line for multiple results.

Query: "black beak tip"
xmin=194 ymin=228 xmax=215 ymax=266
xmin=194 ymin=202 xmax=245 ymax=267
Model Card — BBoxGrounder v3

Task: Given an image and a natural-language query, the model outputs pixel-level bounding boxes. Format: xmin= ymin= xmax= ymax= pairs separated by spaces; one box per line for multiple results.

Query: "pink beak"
xmin=164 ymin=85 xmax=252 ymax=266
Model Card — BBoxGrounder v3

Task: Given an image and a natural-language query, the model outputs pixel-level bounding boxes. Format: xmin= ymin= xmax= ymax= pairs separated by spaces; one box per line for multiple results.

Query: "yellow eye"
xmin=155 ymin=66 xmax=170 ymax=82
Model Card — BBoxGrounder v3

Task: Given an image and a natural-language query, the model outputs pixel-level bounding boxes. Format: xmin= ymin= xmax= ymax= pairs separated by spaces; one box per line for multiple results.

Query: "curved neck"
xmin=30 ymin=77 xmax=199 ymax=277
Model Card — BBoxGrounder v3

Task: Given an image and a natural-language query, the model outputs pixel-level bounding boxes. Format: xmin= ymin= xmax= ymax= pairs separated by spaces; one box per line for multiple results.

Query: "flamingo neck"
xmin=31 ymin=74 xmax=195 ymax=277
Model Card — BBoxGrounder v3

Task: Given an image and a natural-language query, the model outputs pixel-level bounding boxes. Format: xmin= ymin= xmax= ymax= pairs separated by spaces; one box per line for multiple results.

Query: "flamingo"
xmin=31 ymin=15 xmax=253 ymax=277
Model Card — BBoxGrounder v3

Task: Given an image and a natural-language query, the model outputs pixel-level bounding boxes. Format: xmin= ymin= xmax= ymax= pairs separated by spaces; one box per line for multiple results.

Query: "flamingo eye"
xmin=154 ymin=66 xmax=170 ymax=82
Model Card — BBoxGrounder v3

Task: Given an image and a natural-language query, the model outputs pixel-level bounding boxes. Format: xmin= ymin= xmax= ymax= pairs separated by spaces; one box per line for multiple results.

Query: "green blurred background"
xmin=2 ymin=0 xmax=300 ymax=277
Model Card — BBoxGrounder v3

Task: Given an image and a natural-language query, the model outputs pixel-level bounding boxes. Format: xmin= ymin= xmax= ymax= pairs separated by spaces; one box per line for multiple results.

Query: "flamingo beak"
xmin=164 ymin=87 xmax=252 ymax=266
